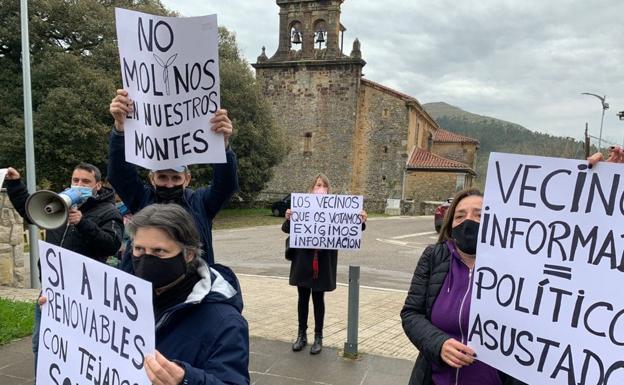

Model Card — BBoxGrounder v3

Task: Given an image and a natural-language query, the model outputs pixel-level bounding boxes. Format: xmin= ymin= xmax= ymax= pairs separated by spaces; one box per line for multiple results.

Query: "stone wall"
xmin=0 ymin=190 xmax=29 ymax=288
xmin=432 ymin=142 xmax=478 ymax=169
xmin=355 ymin=83 xmax=410 ymax=211
xmin=404 ymin=172 xmax=458 ymax=215
xmin=256 ymin=62 xmax=363 ymax=202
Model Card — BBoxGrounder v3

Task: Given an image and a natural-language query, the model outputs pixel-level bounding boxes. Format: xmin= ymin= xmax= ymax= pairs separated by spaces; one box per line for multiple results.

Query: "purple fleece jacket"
xmin=429 ymin=241 xmax=502 ymax=385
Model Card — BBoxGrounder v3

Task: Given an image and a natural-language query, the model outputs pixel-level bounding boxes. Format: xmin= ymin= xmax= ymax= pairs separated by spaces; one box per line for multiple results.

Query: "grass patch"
xmin=0 ymin=298 xmax=35 ymax=346
xmin=213 ymin=208 xmax=284 ymax=229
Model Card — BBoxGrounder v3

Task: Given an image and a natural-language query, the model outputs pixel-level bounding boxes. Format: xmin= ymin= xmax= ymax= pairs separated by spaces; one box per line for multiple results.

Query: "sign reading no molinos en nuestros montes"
xmin=115 ymin=8 xmax=224 ymax=170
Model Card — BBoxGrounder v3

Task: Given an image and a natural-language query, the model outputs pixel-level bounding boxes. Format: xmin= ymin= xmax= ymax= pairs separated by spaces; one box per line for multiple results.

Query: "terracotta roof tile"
xmin=434 ymin=128 xmax=479 ymax=144
xmin=407 ymin=147 xmax=476 ymax=174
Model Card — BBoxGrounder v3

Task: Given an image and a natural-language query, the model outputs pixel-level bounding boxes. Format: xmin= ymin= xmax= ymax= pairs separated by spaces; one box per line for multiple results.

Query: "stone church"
xmin=253 ymin=0 xmax=478 ymax=213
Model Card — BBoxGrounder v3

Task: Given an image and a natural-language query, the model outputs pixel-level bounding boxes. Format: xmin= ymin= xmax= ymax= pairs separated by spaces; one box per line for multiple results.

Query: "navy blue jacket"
xmin=156 ymin=262 xmax=249 ymax=385
xmin=107 ymin=130 xmax=239 ymax=270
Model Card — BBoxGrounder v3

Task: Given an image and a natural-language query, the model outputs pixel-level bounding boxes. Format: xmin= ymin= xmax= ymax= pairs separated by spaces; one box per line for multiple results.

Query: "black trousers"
xmin=297 ymin=286 xmax=325 ymax=334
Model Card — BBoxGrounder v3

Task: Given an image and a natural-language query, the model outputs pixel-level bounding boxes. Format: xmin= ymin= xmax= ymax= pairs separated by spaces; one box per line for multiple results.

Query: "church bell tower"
xmin=253 ymin=0 xmax=366 ymax=198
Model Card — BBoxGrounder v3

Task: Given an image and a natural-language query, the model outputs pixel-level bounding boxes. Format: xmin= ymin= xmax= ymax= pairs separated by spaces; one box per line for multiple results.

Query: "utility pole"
xmin=584 ymin=123 xmax=590 ymax=159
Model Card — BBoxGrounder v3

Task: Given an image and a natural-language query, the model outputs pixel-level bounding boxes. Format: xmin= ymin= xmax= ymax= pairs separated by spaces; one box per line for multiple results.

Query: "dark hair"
xmin=438 ymin=188 xmax=483 ymax=243
xmin=126 ymin=204 xmax=203 ymax=259
xmin=74 ymin=162 xmax=102 ymax=182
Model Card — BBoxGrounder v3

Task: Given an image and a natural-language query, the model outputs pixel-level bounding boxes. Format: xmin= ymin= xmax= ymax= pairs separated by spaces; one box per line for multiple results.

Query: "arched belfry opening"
xmin=313 ymin=19 xmax=327 ymax=51
xmin=260 ymin=0 xmax=358 ymax=61
xmin=290 ymin=20 xmax=303 ymax=52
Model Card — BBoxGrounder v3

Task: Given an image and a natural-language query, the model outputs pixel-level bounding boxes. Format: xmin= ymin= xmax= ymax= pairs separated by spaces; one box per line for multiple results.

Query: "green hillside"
xmin=423 ymin=102 xmax=592 ymax=188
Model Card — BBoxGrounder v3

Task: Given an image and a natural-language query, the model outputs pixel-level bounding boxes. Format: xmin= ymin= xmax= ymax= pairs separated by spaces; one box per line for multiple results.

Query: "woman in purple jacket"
xmin=400 ymin=188 xmax=525 ymax=385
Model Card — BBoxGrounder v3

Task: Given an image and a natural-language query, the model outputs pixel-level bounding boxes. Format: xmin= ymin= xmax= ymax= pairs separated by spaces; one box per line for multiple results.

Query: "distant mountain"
xmin=423 ymin=102 xmax=591 ymax=188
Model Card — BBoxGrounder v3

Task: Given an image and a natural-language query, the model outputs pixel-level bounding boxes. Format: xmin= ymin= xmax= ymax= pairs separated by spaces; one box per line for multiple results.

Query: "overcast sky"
xmin=160 ymin=0 xmax=624 ymax=145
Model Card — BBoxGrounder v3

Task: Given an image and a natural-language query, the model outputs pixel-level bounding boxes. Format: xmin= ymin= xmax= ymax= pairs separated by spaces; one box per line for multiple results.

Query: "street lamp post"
xmin=21 ymin=0 xmax=39 ymax=289
xmin=581 ymin=92 xmax=609 ymax=150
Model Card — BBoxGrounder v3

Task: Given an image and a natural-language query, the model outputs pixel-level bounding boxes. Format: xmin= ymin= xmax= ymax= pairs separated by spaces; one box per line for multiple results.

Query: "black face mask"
xmin=132 ymin=252 xmax=187 ymax=292
xmin=155 ymin=185 xmax=184 ymax=204
xmin=451 ymin=219 xmax=480 ymax=255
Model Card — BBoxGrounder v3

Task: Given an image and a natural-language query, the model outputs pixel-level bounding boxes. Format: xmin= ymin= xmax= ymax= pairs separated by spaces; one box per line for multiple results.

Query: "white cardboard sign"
xmin=36 ymin=241 xmax=155 ymax=385
xmin=469 ymin=152 xmax=624 ymax=385
xmin=0 ymin=168 xmax=7 ymax=188
xmin=289 ymin=193 xmax=363 ymax=250
xmin=115 ymin=8 xmax=224 ymax=170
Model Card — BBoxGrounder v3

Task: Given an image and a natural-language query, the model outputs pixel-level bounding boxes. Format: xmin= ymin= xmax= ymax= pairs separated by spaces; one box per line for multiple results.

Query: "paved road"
xmin=214 ymin=215 xmax=438 ymax=291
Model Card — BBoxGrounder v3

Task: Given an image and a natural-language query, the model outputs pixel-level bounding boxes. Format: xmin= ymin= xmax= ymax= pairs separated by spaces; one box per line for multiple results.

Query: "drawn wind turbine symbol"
xmin=154 ymin=53 xmax=178 ymax=96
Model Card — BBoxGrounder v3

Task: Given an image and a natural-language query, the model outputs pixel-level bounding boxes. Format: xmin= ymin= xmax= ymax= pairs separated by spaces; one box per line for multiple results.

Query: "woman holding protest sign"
xmin=127 ymin=204 xmax=248 ymax=385
xmin=282 ymin=173 xmax=367 ymax=355
xmin=400 ymin=188 xmax=525 ymax=385
xmin=38 ymin=203 xmax=249 ymax=384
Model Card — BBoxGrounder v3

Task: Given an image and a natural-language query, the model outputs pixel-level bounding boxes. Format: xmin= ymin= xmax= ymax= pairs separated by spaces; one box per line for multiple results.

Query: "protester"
xmin=108 ymin=89 xmax=239 ymax=270
xmin=127 ymin=204 xmax=249 ymax=384
xmin=115 ymin=197 xmax=133 ymax=263
xmin=587 ymin=145 xmax=624 ymax=165
xmin=38 ymin=204 xmax=249 ymax=384
xmin=5 ymin=163 xmax=123 ymax=370
xmin=281 ymin=173 xmax=367 ymax=354
xmin=400 ymin=188 xmax=525 ymax=385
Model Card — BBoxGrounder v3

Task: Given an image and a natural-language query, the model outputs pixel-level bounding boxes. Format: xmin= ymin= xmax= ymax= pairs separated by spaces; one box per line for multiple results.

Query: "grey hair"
xmin=126 ymin=204 xmax=203 ymax=261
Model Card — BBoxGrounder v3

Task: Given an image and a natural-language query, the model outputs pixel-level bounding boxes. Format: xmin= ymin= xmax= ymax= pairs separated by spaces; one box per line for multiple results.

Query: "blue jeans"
xmin=32 ymin=301 xmax=41 ymax=371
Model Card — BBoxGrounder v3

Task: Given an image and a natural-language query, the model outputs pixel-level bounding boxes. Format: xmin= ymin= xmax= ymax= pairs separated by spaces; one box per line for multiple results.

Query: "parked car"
xmin=434 ymin=198 xmax=453 ymax=233
xmin=271 ymin=194 xmax=291 ymax=217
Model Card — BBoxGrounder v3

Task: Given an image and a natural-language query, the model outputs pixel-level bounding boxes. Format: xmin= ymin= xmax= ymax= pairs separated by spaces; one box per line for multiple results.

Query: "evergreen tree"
xmin=0 ymin=0 xmax=286 ymax=199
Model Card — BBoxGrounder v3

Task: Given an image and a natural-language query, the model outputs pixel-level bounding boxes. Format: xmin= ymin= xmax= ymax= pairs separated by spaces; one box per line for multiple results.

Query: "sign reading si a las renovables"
xmin=36 ymin=241 xmax=154 ymax=385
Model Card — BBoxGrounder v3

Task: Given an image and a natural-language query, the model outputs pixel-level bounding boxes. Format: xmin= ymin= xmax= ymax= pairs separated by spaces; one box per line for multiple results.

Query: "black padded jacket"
xmin=400 ymin=242 xmax=526 ymax=385
xmin=6 ymin=179 xmax=123 ymax=280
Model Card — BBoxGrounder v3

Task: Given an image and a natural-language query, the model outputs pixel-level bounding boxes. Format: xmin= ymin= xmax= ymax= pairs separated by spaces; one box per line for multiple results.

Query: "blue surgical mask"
xmin=69 ymin=185 xmax=94 ymax=203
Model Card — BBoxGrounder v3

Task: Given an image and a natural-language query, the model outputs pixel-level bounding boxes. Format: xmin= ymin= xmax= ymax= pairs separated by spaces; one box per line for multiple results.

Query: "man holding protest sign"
xmin=4 ymin=163 xmax=123 ymax=370
xmin=282 ymin=173 xmax=367 ymax=355
xmin=109 ymin=8 xmax=239 ymax=271
xmin=109 ymin=89 xmax=237 ymax=270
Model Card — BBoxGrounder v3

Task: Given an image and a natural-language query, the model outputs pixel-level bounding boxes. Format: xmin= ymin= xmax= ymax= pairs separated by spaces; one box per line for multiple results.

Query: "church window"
xmin=383 ymin=145 xmax=388 ymax=153
xmin=456 ymin=174 xmax=466 ymax=191
xmin=382 ymin=108 xmax=389 ymax=117
xmin=304 ymin=132 xmax=313 ymax=155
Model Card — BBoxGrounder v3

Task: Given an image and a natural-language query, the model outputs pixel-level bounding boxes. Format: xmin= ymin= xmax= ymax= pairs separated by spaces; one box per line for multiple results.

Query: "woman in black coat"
xmin=282 ymin=173 xmax=367 ymax=355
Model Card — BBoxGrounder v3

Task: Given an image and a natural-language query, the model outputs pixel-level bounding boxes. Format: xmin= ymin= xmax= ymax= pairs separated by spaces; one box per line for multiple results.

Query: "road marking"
xmin=376 ymin=238 xmax=408 ymax=246
xmin=238 ymin=273 xmax=407 ymax=293
xmin=375 ymin=238 xmax=424 ymax=249
xmin=391 ymin=231 xmax=436 ymax=240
